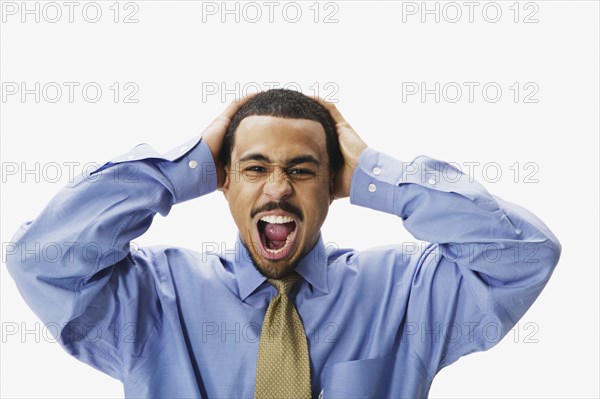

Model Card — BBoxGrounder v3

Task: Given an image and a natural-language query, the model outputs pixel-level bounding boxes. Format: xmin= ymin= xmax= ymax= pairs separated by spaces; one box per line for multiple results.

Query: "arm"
xmin=5 ymin=96 xmax=254 ymax=378
xmin=316 ymin=98 xmax=562 ymax=377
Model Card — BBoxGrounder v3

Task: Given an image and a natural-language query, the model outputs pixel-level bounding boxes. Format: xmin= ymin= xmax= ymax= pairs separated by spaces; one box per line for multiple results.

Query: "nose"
xmin=263 ymin=168 xmax=292 ymax=200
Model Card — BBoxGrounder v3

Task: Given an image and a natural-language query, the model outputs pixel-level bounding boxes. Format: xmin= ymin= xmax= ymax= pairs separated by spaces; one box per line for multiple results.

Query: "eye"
xmin=288 ymin=168 xmax=315 ymax=178
xmin=244 ymin=165 xmax=267 ymax=174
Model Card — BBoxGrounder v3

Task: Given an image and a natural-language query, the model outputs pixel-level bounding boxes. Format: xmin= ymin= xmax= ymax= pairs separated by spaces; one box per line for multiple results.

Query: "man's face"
xmin=223 ymin=115 xmax=333 ymax=279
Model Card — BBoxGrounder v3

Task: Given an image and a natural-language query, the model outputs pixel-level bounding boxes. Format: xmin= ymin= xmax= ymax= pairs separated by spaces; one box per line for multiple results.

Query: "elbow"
xmin=5 ymin=234 xmax=28 ymax=281
xmin=550 ymin=233 xmax=562 ymax=264
xmin=533 ymin=234 xmax=561 ymax=284
xmin=546 ymin=233 xmax=562 ymax=271
xmin=4 ymin=238 xmax=44 ymax=296
xmin=5 ymin=220 xmax=38 ymax=268
xmin=541 ymin=223 xmax=562 ymax=268
xmin=5 ymin=222 xmax=50 ymax=289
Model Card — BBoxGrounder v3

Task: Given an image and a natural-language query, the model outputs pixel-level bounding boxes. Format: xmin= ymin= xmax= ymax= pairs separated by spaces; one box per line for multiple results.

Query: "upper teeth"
xmin=260 ymin=215 xmax=294 ymax=224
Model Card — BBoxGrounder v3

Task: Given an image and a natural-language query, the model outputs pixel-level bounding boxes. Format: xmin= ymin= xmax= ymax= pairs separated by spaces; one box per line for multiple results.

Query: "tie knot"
xmin=268 ymin=273 xmax=300 ymax=296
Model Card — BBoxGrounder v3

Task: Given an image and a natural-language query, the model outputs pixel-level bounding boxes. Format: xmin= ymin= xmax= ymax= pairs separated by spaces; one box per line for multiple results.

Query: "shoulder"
xmin=134 ymin=244 xmax=223 ymax=262
xmin=120 ymin=244 xmax=229 ymax=282
xmin=326 ymin=242 xmax=439 ymax=283
xmin=328 ymin=242 xmax=436 ymax=268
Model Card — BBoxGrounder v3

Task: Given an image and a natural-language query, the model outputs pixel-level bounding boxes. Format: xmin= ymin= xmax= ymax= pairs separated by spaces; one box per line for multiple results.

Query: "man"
xmin=6 ymin=89 xmax=561 ymax=398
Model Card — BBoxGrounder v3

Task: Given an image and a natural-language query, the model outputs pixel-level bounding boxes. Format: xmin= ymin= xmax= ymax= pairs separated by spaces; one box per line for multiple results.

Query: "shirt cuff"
xmin=158 ymin=137 xmax=218 ymax=203
xmin=88 ymin=136 xmax=218 ymax=204
xmin=350 ymin=148 xmax=491 ymax=216
xmin=349 ymin=147 xmax=402 ymax=215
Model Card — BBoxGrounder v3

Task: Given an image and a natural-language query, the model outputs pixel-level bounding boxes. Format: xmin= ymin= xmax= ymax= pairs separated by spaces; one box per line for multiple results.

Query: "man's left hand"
xmin=313 ymin=97 xmax=368 ymax=199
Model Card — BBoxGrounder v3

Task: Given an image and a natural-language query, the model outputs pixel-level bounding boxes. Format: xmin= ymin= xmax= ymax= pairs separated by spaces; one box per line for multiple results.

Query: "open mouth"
xmin=256 ymin=215 xmax=298 ymax=260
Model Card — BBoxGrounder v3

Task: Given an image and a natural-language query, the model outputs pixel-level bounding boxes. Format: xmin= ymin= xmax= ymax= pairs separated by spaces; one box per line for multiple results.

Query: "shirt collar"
xmin=232 ymin=232 xmax=330 ymax=301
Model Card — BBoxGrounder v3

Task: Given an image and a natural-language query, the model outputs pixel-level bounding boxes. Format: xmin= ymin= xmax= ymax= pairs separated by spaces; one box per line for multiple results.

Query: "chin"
xmin=248 ymin=250 xmax=300 ymax=279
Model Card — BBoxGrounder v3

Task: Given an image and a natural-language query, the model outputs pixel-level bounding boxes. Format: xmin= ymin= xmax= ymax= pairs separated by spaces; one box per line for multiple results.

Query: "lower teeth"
xmin=265 ymin=233 xmax=292 ymax=254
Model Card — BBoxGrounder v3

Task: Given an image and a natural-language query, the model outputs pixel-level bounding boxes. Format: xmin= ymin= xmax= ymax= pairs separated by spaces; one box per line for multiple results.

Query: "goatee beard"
xmin=246 ymin=249 xmax=298 ymax=279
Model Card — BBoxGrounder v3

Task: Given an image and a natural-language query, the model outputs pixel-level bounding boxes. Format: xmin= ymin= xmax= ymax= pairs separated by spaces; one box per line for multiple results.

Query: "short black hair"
xmin=220 ymin=89 xmax=342 ymax=173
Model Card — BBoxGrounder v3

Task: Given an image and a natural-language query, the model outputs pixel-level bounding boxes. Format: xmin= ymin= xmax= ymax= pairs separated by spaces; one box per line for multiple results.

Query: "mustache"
xmin=251 ymin=201 xmax=303 ymax=222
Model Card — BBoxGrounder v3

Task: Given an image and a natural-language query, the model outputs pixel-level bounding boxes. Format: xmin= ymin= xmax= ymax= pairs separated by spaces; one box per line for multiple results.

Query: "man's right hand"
xmin=201 ymin=93 xmax=259 ymax=190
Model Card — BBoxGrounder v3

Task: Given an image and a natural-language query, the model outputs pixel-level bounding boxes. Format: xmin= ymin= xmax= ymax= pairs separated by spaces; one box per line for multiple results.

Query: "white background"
xmin=1 ymin=1 xmax=598 ymax=397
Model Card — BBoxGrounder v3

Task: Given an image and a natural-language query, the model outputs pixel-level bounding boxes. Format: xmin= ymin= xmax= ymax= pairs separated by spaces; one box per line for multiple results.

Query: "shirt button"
xmin=427 ymin=177 xmax=437 ymax=185
xmin=188 ymin=160 xmax=198 ymax=169
xmin=373 ymin=167 xmax=381 ymax=176
xmin=368 ymin=183 xmax=377 ymax=192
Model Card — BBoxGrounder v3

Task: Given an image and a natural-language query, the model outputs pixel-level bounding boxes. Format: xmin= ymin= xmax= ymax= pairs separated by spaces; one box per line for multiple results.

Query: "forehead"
xmin=232 ymin=115 xmax=328 ymax=162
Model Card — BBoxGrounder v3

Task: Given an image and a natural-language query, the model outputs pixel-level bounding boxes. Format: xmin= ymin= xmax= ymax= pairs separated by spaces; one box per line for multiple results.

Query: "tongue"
xmin=264 ymin=222 xmax=295 ymax=241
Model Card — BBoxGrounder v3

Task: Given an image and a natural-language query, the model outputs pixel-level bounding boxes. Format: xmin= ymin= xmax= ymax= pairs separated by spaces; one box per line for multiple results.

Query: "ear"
xmin=222 ymin=165 xmax=231 ymax=200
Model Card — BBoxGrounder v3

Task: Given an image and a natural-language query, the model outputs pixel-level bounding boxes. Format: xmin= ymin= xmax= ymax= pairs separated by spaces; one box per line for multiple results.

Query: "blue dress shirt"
xmin=6 ymin=136 xmax=561 ymax=398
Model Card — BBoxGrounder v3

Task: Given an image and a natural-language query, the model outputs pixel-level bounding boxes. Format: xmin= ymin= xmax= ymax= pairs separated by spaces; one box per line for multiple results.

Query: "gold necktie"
xmin=254 ymin=273 xmax=312 ymax=399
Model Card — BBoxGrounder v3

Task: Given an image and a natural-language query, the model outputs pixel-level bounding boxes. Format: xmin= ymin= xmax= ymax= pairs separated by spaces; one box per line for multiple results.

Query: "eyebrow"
xmin=238 ymin=153 xmax=321 ymax=167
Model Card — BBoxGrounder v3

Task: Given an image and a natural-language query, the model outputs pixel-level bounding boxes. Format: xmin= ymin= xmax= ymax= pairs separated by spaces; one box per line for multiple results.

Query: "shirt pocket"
xmin=322 ymin=355 xmax=393 ymax=398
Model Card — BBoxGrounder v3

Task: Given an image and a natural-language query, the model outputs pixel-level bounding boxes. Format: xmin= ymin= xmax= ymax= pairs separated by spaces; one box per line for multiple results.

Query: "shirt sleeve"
xmin=5 ymin=136 xmax=217 ymax=379
xmin=349 ymin=148 xmax=562 ymax=378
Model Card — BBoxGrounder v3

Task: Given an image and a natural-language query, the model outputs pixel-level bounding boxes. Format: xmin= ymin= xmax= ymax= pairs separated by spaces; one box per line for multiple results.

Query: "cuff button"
xmin=188 ymin=160 xmax=198 ymax=169
xmin=368 ymin=183 xmax=377 ymax=192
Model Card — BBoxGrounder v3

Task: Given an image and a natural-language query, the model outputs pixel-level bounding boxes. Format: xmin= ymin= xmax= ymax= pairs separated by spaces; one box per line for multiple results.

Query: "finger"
xmin=218 ymin=91 xmax=261 ymax=121
xmin=309 ymin=95 xmax=347 ymax=125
